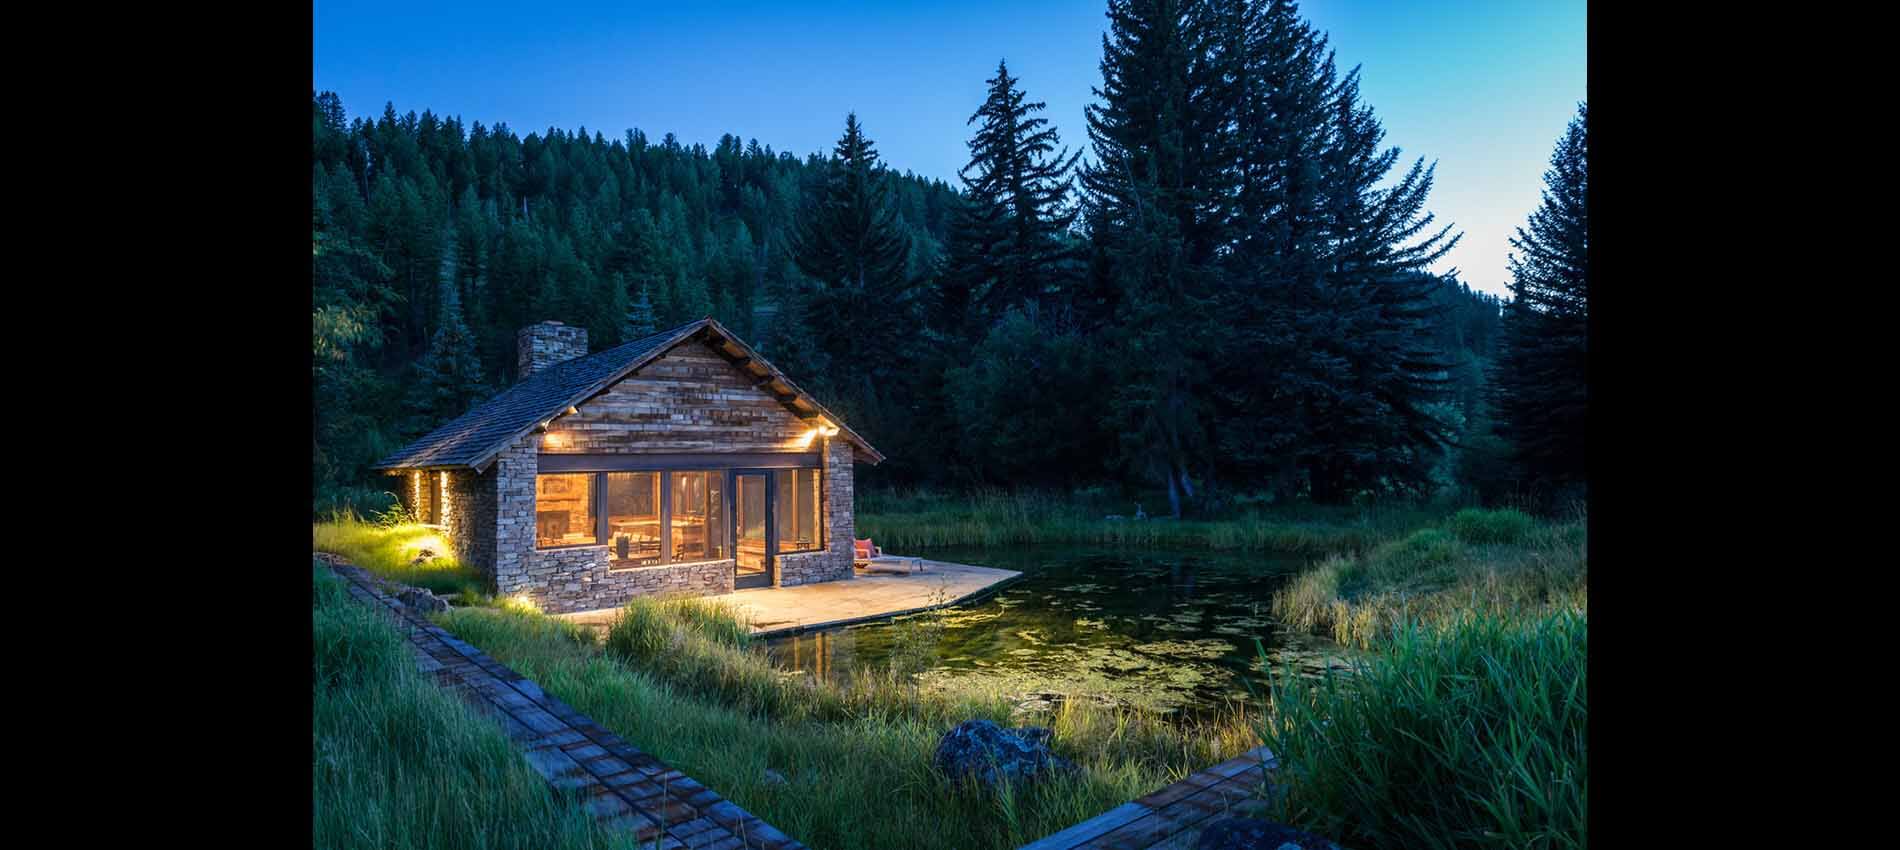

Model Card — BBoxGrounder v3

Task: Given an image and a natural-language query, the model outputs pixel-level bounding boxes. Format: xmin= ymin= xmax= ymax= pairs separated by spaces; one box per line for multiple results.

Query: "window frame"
xmin=532 ymin=472 xmax=602 ymax=550
xmin=772 ymin=467 xmax=826 ymax=555
xmin=532 ymin=459 xmax=825 ymax=564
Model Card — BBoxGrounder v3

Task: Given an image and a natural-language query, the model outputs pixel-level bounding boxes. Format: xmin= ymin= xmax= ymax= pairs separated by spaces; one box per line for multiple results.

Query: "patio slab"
xmin=556 ymin=557 xmax=1022 ymax=638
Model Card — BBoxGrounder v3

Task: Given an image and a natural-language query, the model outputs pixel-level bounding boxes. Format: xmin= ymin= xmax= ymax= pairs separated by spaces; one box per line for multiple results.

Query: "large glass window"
xmin=671 ymin=471 xmax=727 ymax=562
xmin=606 ymin=472 xmax=662 ymax=565
xmin=535 ymin=474 xmax=597 ymax=548
xmin=776 ymin=468 xmax=822 ymax=553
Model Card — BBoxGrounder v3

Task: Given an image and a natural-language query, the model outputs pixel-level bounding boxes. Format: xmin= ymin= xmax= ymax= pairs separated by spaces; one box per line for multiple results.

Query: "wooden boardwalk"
xmin=323 ymin=558 xmax=806 ymax=850
xmin=1016 ymin=746 xmax=1277 ymax=850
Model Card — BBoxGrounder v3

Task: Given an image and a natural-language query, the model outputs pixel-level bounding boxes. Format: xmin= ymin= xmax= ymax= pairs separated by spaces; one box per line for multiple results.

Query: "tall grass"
xmin=312 ymin=563 xmax=631 ymax=850
xmin=313 ymin=516 xmax=485 ymax=597
xmin=1259 ymin=611 xmax=1587 ymax=850
xmin=1271 ymin=509 xmax=1586 ymax=649
xmin=437 ymin=596 xmax=1262 ymax=850
xmin=856 ymin=488 xmax=1443 ymax=554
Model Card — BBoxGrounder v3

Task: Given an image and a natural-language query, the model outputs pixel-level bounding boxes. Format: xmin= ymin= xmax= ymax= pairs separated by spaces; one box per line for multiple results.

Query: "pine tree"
xmin=1494 ymin=102 xmax=1588 ymax=495
xmin=1080 ymin=0 xmax=1230 ymax=517
xmin=787 ymin=113 xmax=912 ymax=295
xmin=624 ymin=280 xmax=658 ymax=339
xmin=408 ymin=261 xmax=486 ymax=434
xmin=941 ymin=60 xmax=1083 ymax=340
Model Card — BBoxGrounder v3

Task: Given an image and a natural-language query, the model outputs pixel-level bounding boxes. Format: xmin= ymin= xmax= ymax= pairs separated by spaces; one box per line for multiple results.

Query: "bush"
xmin=1260 ymin=612 xmax=1587 ymax=850
xmin=1447 ymin=508 xmax=1535 ymax=545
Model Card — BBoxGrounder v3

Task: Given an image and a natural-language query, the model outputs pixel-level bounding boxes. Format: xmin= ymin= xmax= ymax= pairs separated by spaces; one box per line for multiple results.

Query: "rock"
xmin=762 ymin=768 xmax=788 ymax=786
xmin=1194 ymin=818 xmax=1341 ymax=850
xmin=932 ymin=719 xmax=1072 ymax=790
xmin=397 ymin=587 xmax=450 ymax=614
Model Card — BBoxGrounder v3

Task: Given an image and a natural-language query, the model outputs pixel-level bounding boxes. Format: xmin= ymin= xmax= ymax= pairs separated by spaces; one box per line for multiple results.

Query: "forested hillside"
xmin=313 ymin=0 xmax=1578 ymax=516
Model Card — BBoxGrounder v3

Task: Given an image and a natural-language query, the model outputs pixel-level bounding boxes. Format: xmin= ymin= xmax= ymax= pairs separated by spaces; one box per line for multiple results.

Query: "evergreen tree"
xmin=941 ymin=60 xmax=1083 ymax=341
xmin=1494 ymin=102 xmax=1588 ymax=496
xmin=624 ymin=279 xmax=658 ymax=340
xmin=407 ymin=248 xmax=487 ymax=435
xmin=1080 ymin=0 xmax=1230 ymax=516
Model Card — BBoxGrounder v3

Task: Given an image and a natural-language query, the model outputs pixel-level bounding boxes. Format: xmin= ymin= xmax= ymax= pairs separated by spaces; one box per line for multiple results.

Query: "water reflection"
xmin=758 ymin=545 xmax=1355 ymax=716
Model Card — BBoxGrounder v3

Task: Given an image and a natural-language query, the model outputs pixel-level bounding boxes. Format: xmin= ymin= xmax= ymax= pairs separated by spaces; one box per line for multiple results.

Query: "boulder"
xmin=932 ymin=719 xmax=1071 ymax=790
xmin=397 ymin=587 xmax=450 ymax=614
xmin=1194 ymin=818 xmax=1340 ymax=850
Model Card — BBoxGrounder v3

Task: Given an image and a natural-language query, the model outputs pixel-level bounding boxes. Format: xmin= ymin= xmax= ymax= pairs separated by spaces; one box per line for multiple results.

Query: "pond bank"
xmin=555 ymin=557 xmax=1023 ymax=639
xmin=761 ymin=545 xmax=1357 ymax=716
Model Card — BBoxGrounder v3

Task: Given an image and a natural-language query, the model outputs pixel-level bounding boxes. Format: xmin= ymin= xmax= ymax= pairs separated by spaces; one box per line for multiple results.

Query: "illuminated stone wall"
xmin=776 ymin=436 xmax=856 ymax=586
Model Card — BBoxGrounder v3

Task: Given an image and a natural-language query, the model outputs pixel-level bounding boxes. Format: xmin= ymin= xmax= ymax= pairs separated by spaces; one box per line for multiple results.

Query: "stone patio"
xmin=557 ymin=556 xmax=1022 ymax=638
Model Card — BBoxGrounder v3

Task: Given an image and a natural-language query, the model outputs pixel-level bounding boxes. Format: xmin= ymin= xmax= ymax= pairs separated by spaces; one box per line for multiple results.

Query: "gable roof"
xmin=373 ymin=318 xmax=884 ymax=472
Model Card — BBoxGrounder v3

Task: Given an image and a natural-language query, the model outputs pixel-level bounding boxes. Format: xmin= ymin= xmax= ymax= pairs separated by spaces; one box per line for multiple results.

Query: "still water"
xmin=758 ymin=545 xmax=1354 ymax=716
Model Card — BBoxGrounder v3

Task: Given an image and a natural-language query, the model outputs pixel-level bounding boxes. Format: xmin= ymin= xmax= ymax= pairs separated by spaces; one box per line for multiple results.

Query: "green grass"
xmin=436 ymin=595 xmax=1262 ymax=850
xmin=312 ymin=562 xmax=633 ymax=850
xmin=856 ymin=488 xmax=1444 ymax=555
xmin=1258 ymin=611 xmax=1587 ymax=850
xmin=313 ymin=516 xmax=486 ymax=598
xmin=1270 ymin=508 xmax=1587 ymax=649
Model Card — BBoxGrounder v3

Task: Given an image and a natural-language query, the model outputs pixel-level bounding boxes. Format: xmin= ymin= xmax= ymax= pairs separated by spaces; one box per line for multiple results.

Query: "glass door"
xmin=733 ymin=471 xmax=773 ymax=588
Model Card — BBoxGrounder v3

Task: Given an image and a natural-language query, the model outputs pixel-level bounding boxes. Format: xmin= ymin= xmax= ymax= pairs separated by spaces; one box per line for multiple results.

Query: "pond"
xmin=758 ymin=544 xmax=1355 ymax=717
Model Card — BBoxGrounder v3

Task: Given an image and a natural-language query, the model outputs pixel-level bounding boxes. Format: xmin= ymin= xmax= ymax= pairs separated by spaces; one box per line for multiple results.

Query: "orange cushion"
xmin=854 ymin=538 xmax=874 ymax=557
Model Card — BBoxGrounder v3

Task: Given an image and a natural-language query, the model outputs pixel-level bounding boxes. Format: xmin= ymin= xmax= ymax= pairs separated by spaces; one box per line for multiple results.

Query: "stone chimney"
xmin=517 ymin=321 xmax=589 ymax=380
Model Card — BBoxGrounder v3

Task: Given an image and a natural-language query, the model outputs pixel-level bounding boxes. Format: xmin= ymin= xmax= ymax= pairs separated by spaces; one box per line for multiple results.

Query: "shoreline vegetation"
xmin=1255 ymin=506 xmax=1587 ymax=850
xmin=438 ymin=597 xmax=1256 ymax=850
xmin=856 ymin=488 xmax=1451 ymax=555
xmin=312 ymin=497 xmax=1585 ymax=850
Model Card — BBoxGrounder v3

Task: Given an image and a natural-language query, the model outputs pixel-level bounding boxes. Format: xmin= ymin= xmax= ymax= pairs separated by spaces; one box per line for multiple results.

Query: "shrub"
xmin=1447 ymin=508 xmax=1535 ymax=545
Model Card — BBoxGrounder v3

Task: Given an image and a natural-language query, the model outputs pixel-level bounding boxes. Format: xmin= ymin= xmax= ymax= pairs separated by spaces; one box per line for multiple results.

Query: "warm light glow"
xmin=543 ymin=431 xmax=569 ymax=449
xmin=402 ymin=533 xmax=451 ymax=558
xmin=797 ymin=428 xmax=820 ymax=449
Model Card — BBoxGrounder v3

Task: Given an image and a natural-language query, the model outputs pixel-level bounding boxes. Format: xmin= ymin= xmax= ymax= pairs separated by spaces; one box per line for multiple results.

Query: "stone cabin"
xmin=374 ymin=317 xmax=884 ymax=613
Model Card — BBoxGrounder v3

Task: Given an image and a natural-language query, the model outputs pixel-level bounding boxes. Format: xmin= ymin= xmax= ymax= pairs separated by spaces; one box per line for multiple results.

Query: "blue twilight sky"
xmin=314 ymin=0 xmax=1585 ymax=297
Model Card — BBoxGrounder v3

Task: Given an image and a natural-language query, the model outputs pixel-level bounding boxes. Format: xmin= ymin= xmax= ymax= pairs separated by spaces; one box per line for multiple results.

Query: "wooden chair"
xmin=853 ymin=538 xmax=880 ymax=567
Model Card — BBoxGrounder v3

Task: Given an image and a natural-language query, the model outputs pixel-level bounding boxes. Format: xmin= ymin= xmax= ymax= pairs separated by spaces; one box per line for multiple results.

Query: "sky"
xmin=314 ymin=0 xmax=1585 ymax=297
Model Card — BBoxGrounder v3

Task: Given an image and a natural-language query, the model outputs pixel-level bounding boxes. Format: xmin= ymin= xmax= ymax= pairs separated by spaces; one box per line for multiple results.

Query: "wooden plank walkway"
xmin=321 ymin=558 xmax=806 ymax=850
xmin=1016 ymin=746 xmax=1277 ymax=850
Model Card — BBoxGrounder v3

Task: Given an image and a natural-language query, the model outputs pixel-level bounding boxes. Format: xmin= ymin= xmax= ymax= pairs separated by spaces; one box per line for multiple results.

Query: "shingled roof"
xmin=373 ymin=318 xmax=883 ymax=472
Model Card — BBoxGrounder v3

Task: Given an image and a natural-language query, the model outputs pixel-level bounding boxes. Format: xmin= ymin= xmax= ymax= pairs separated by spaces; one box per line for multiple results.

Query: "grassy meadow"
xmin=312 ymin=497 xmax=1585 ymax=850
xmin=436 ymin=596 xmax=1258 ymax=850
xmin=312 ymin=563 xmax=632 ymax=850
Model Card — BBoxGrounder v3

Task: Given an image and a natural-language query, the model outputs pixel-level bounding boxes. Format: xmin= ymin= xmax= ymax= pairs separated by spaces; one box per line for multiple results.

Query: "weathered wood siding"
xmin=541 ymin=341 xmax=816 ymax=455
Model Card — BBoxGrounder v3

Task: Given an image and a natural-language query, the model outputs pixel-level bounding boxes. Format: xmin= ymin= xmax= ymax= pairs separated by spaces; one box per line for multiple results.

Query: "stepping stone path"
xmin=1014 ymin=745 xmax=1281 ymax=850
xmin=319 ymin=556 xmax=806 ymax=850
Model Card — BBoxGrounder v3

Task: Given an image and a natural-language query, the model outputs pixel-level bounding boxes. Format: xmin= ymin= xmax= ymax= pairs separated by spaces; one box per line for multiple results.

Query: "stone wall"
xmin=493 ymin=434 xmax=540 ymax=598
xmin=442 ymin=467 xmax=497 ymax=581
xmin=510 ymin=547 xmax=737 ymax=613
xmin=517 ymin=320 xmax=590 ymax=379
xmin=775 ymin=436 xmax=856 ymax=586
